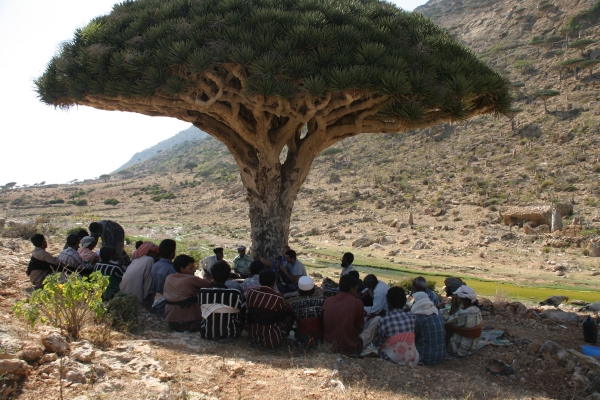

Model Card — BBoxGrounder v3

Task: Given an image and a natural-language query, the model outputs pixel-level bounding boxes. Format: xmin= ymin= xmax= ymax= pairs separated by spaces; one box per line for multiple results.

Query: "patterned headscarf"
xmin=134 ymin=241 xmax=159 ymax=259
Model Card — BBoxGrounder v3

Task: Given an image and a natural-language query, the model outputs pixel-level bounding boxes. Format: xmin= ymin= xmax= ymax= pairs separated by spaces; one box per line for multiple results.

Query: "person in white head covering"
xmin=291 ymin=276 xmax=325 ymax=347
xmin=411 ymin=292 xmax=446 ymax=365
xmin=441 ymin=285 xmax=482 ymax=357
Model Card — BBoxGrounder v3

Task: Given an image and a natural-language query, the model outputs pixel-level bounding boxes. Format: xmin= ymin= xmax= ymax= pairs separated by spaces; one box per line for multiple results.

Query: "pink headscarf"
xmin=133 ymin=241 xmax=159 ymax=259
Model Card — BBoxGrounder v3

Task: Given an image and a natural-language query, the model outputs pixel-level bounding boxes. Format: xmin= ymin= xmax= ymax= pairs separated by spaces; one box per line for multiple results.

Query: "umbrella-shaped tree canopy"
xmin=36 ymin=0 xmax=511 ymax=257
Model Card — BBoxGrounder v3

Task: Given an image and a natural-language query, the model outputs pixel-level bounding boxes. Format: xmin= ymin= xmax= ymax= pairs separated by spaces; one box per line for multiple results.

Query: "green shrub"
xmin=105 ymin=293 xmax=140 ymax=332
xmin=104 ymin=198 xmax=120 ymax=205
xmin=320 ymin=147 xmax=343 ymax=156
xmin=67 ymin=200 xmax=77 ymax=205
xmin=48 ymin=199 xmax=65 ymax=204
xmin=12 ymin=271 xmax=108 ymax=339
xmin=151 ymin=192 xmax=176 ymax=202
xmin=76 ymin=199 xmax=88 ymax=206
xmin=69 ymin=190 xmax=86 ymax=199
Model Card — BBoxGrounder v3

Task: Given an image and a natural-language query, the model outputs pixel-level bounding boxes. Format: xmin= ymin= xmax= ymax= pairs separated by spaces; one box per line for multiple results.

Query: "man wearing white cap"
xmin=441 ymin=285 xmax=482 ymax=357
xmin=291 ymin=276 xmax=325 ymax=347
xmin=233 ymin=246 xmax=252 ymax=278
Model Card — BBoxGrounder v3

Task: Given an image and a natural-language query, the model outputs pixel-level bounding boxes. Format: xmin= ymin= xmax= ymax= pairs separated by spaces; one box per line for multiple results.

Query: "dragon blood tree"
xmin=36 ymin=0 xmax=511 ymax=258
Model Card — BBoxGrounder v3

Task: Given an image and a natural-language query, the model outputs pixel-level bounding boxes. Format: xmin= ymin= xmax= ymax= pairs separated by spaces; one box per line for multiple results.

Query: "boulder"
xmin=555 ymin=203 xmax=573 ymax=217
xmin=42 ymin=334 xmax=70 ymax=356
xmin=542 ymin=309 xmax=579 ymax=322
xmin=40 ymin=353 xmax=58 ymax=364
xmin=71 ymin=341 xmax=96 ymax=363
xmin=523 ymin=224 xmax=536 ymax=235
xmin=503 ymin=206 xmax=551 ymax=227
xmin=0 ymin=359 xmax=30 ymax=375
xmin=18 ymin=344 xmax=44 ymax=361
xmin=492 ymin=301 xmax=509 ymax=311
xmin=540 ymin=340 xmax=561 ymax=355
xmin=589 ymin=242 xmax=600 ymax=257
xmin=352 ymin=236 xmax=377 ymax=248
xmin=551 ymin=209 xmax=563 ymax=232
xmin=397 ymin=222 xmax=409 ymax=230
xmin=412 ymin=240 xmax=428 ymax=250
xmin=558 ymin=349 xmax=600 ymax=374
xmin=378 ymin=236 xmax=396 ymax=245
xmin=65 ymin=369 xmax=87 ymax=384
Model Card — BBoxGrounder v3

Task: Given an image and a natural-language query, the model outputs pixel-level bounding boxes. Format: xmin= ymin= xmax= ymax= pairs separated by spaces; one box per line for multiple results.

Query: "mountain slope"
xmin=114 ymin=125 xmax=209 ymax=172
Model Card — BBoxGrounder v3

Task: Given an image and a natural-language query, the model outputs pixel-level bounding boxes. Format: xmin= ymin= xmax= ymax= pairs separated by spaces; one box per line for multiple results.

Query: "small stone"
xmin=71 ymin=341 xmax=96 ymax=362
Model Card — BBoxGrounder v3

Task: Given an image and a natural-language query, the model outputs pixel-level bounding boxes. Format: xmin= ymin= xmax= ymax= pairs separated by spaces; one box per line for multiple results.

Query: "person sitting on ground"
xmin=94 ymin=247 xmax=126 ymax=300
xmin=347 ymin=270 xmax=367 ymax=300
xmin=131 ymin=240 xmax=143 ymax=259
xmin=150 ymin=239 xmax=177 ymax=317
xmin=164 ymin=254 xmax=211 ymax=332
xmin=199 ymin=261 xmax=246 ymax=342
xmin=119 ymin=241 xmax=159 ymax=307
xmin=277 ymin=250 xmax=306 ymax=293
xmin=441 ymin=285 xmax=482 ymax=357
xmin=200 ymin=247 xmax=224 ymax=280
xmin=412 ymin=276 xmax=440 ymax=307
xmin=78 ymin=236 xmax=100 ymax=266
xmin=372 ymin=287 xmax=419 ymax=366
xmin=247 ymin=269 xmax=294 ymax=350
xmin=89 ymin=220 xmax=125 ymax=262
xmin=242 ymin=260 xmax=266 ymax=296
xmin=63 ymin=229 xmax=88 ymax=249
xmin=340 ymin=252 xmax=355 ymax=276
xmin=27 ymin=233 xmax=59 ymax=289
xmin=323 ymin=275 xmax=372 ymax=355
xmin=411 ymin=292 xmax=446 ymax=365
xmin=291 ymin=276 xmax=325 ymax=347
xmin=363 ymin=274 xmax=390 ymax=317
xmin=232 ymin=246 xmax=252 ymax=278
xmin=58 ymin=234 xmax=85 ymax=274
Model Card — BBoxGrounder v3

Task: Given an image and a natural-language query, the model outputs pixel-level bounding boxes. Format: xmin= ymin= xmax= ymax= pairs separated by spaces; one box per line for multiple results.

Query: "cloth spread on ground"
xmin=378 ymin=332 xmax=420 ymax=366
xmin=247 ymin=286 xmax=291 ymax=349
xmin=198 ymin=284 xmax=246 ymax=340
xmin=476 ymin=329 xmax=507 ymax=350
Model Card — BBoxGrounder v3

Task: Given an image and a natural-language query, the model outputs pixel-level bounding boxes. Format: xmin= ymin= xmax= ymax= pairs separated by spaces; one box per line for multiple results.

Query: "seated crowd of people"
xmin=26 ymin=221 xmax=483 ymax=365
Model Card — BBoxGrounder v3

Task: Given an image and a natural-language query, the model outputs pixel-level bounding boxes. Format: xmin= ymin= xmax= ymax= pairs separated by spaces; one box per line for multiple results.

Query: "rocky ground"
xmin=1 ymin=237 xmax=600 ymax=400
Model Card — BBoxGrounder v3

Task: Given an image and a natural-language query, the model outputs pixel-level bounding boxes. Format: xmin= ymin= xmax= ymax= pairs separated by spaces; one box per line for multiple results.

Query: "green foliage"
xmin=35 ymin=0 xmax=511 ymax=119
xmin=151 ymin=192 xmax=176 ymax=202
xmin=320 ymin=147 xmax=343 ymax=157
xmin=183 ymin=162 xmax=198 ymax=172
xmin=12 ymin=272 xmax=108 ymax=339
xmin=534 ymin=89 xmax=560 ymax=99
xmin=105 ymin=292 xmax=140 ymax=332
xmin=396 ymin=278 xmax=436 ymax=293
xmin=530 ymin=36 xmax=544 ymax=46
xmin=569 ymin=39 xmax=596 ymax=48
xmin=48 ymin=199 xmax=65 ymax=204
xmin=103 ymin=198 xmax=120 ymax=205
xmin=514 ymin=60 xmax=534 ymax=71
xmin=75 ymin=199 xmax=88 ymax=206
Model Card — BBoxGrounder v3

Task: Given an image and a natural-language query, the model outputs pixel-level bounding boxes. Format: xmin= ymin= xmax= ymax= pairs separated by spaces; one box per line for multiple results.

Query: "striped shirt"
xmin=57 ymin=247 xmax=84 ymax=271
xmin=94 ymin=261 xmax=126 ymax=278
xmin=441 ymin=305 xmax=482 ymax=357
xmin=199 ymin=284 xmax=246 ymax=340
xmin=247 ymin=286 xmax=289 ymax=349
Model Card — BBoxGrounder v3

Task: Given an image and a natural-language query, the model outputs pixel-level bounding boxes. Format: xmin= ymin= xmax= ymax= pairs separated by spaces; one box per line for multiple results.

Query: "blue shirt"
xmin=150 ymin=258 xmax=175 ymax=294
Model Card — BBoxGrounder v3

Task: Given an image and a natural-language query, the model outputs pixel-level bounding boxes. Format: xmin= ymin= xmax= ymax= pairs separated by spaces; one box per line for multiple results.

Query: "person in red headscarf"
xmin=119 ymin=241 xmax=159 ymax=307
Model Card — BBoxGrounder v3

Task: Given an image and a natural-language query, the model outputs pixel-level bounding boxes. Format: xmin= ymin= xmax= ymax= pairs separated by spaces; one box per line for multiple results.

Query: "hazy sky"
xmin=0 ymin=0 xmax=428 ymax=186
